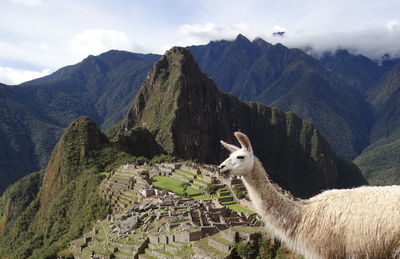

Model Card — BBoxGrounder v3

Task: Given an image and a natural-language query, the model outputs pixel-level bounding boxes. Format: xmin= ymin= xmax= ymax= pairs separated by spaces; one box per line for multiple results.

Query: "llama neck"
xmin=242 ymin=157 xmax=302 ymax=237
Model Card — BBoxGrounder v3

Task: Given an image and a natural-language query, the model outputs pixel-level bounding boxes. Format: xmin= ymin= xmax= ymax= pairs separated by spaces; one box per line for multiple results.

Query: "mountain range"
xmin=0 ymin=34 xmax=400 ymax=194
xmin=188 ymin=35 xmax=373 ymax=159
xmin=0 ymin=47 xmax=366 ymax=258
xmin=0 ymin=52 xmax=158 ymax=192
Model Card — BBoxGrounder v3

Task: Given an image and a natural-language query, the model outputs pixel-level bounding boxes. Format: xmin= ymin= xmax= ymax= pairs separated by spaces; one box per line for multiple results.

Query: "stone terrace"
xmin=69 ymin=162 xmax=265 ymax=258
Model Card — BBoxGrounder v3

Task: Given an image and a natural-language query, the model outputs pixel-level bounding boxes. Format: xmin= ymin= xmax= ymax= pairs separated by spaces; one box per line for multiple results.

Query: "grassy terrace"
xmin=226 ymin=204 xmax=254 ymax=214
xmin=152 ymin=176 xmax=202 ymax=196
xmin=152 ymin=174 xmax=253 ymax=214
xmin=176 ymin=169 xmax=203 ymax=178
xmin=193 ymin=194 xmax=212 ymax=200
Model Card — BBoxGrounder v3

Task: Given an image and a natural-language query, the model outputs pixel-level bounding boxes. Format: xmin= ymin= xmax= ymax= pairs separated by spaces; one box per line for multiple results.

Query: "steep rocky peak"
xmin=235 ymin=34 xmax=251 ymax=43
xmin=123 ymin=46 xmax=219 ymax=151
xmin=253 ymin=37 xmax=272 ymax=48
xmin=137 ymin=46 xmax=217 ymax=98
xmin=40 ymin=116 xmax=109 ymax=208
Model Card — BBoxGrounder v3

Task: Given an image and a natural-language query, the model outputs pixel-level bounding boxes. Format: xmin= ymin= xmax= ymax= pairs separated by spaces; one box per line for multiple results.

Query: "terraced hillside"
xmin=68 ymin=162 xmax=300 ymax=258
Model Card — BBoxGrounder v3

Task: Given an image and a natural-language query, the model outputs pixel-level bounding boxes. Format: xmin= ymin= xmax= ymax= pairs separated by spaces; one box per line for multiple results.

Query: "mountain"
xmin=354 ymin=62 xmax=400 ymax=185
xmin=0 ymin=83 xmax=62 ymax=193
xmin=319 ymin=49 xmax=386 ymax=93
xmin=188 ymin=35 xmax=372 ymax=159
xmin=0 ymin=116 xmax=138 ymax=258
xmin=0 ymin=47 xmax=368 ymax=258
xmin=20 ymin=51 xmax=159 ymax=130
xmin=3 ymin=35 xmax=399 ymax=195
xmin=0 ymin=51 xmax=159 ymax=194
xmin=119 ymin=46 xmax=367 ymax=198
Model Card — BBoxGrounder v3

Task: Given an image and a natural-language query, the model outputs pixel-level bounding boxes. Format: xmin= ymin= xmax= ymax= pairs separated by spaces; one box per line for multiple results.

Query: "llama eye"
xmin=237 ymin=156 xmax=245 ymax=159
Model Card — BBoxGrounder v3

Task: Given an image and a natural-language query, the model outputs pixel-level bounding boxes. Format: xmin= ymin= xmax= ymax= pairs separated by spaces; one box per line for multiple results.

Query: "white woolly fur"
xmin=219 ymin=132 xmax=400 ymax=259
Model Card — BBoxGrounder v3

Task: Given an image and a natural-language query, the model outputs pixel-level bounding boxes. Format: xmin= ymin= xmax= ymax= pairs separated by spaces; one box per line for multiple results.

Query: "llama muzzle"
xmin=218 ymin=165 xmax=231 ymax=178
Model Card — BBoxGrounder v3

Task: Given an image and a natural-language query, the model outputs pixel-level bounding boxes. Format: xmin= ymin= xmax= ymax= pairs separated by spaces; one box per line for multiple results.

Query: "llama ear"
xmin=220 ymin=140 xmax=240 ymax=153
xmin=234 ymin=132 xmax=253 ymax=153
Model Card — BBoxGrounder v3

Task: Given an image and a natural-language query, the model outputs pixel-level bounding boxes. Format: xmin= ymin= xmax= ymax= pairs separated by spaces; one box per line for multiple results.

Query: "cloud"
xmin=10 ymin=0 xmax=43 ymax=7
xmin=387 ymin=20 xmax=400 ymax=31
xmin=271 ymin=25 xmax=287 ymax=33
xmin=3 ymin=0 xmax=400 ymax=83
xmin=0 ymin=40 xmax=58 ymax=68
xmin=0 ymin=66 xmax=52 ymax=85
xmin=67 ymin=29 xmax=140 ymax=60
xmin=263 ymin=23 xmax=400 ymax=59
xmin=176 ymin=22 xmax=250 ymax=46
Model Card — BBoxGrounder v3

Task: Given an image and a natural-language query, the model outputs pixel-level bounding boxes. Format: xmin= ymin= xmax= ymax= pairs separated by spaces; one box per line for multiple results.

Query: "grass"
xmin=192 ymin=194 xmax=212 ymax=200
xmin=194 ymin=178 xmax=209 ymax=185
xmin=152 ymin=176 xmax=202 ymax=196
xmin=212 ymin=234 xmax=234 ymax=246
xmin=176 ymin=169 xmax=197 ymax=177
xmin=220 ymin=201 xmax=235 ymax=205
xmin=227 ymin=204 xmax=254 ymax=214
xmin=217 ymin=195 xmax=233 ymax=199
xmin=173 ymin=171 xmax=193 ymax=181
xmin=195 ymin=237 xmax=230 ymax=257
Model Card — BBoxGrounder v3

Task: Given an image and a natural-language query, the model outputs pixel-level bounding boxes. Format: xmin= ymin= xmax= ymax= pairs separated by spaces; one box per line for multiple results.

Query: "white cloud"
xmin=253 ymin=22 xmax=400 ymax=59
xmin=176 ymin=22 xmax=251 ymax=46
xmin=2 ymin=0 xmax=400 ymax=77
xmin=271 ymin=25 xmax=287 ymax=33
xmin=10 ymin=0 xmax=43 ymax=7
xmin=387 ymin=20 xmax=400 ymax=31
xmin=0 ymin=40 xmax=58 ymax=67
xmin=68 ymin=29 xmax=137 ymax=60
xmin=0 ymin=66 xmax=52 ymax=85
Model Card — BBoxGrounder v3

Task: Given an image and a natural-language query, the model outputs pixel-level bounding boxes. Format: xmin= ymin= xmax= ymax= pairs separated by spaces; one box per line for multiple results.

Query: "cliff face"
xmin=122 ymin=47 xmax=367 ymax=198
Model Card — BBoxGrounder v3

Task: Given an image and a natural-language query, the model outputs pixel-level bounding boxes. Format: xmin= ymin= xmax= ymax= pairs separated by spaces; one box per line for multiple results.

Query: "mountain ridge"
xmin=120 ymin=46 xmax=367 ymax=198
xmin=0 ymin=46 xmax=370 ymax=258
xmin=0 ymin=51 xmax=159 ymax=193
xmin=1 ymin=35 xmax=400 ymax=194
xmin=188 ymin=36 xmax=373 ymax=159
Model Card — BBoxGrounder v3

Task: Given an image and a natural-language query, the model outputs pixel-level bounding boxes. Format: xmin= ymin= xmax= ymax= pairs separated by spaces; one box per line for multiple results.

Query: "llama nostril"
xmin=219 ymin=165 xmax=225 ymax=169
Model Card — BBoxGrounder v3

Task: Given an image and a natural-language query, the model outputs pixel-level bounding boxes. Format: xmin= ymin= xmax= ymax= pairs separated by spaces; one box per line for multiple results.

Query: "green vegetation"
xmin=0 ymin=52 xmax=160 ymax=194
xmin=176 ymin=169 xmax=197 ymax=177
xmin=0 ymin=117 xmax=139 ymax=258
xmin=152 ymin=176 xmax=202 ymax=196
xmin=227 ymin=204 xmax=254 ymax=214
xmin=189 ymin=36 xmax=372 ymax=160
xmin=151 ymin=154 xmax=177 ymax=164
xmin=233 ymin=184 xmax=247 ymax=199
xmin=355 ymin=138 xmax=400 ymax=185
xmin=205 ymin=183 xmax=219 ymax=195
xmin=233 ymin=234 xmax=303 ymax=259
xmin=192 ymin=194 xmax=212 ymax=200
xmin=121 ymin=46 xmax=366 ymax=199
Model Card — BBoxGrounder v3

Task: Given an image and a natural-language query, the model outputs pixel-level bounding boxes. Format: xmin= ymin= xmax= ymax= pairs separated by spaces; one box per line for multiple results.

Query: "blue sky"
xmin=1 ymin=0 xmax=400 ymax=84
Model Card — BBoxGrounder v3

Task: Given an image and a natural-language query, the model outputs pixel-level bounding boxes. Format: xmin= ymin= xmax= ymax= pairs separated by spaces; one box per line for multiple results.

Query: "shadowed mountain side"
xmin=0 ymin=116 xmax=143 ymax=258
xmin=0 ymin=52 xmax=159 ymax=194
xmin=355 ymin=63 xmax=400 ymax=185
xmin=120 ymin=47 xmax=367 ymax=198
xmin=320 ymin=49 xmax=386 ymax=93
xmin=0 ymin=83 xmax=62 ymax=193
xmin=188 ymin=35 xmax=372 ymax=159
xmin=19 ymin=51 xmax=160 ymax=130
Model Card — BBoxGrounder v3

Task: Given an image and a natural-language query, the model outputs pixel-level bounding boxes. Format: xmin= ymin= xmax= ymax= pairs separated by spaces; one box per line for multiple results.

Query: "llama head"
xmin=219 ymin=132 xmax=255 ymax=177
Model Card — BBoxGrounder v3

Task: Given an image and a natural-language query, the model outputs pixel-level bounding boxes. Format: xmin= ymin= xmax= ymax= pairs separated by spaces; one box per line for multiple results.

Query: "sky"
xmin=1 ymin=0 xmax=400 ymax=85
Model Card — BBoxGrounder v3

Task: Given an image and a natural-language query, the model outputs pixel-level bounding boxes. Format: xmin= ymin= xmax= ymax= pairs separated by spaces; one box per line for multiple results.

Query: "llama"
xmin=219 ymin=132 xmax=400 ymax=259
